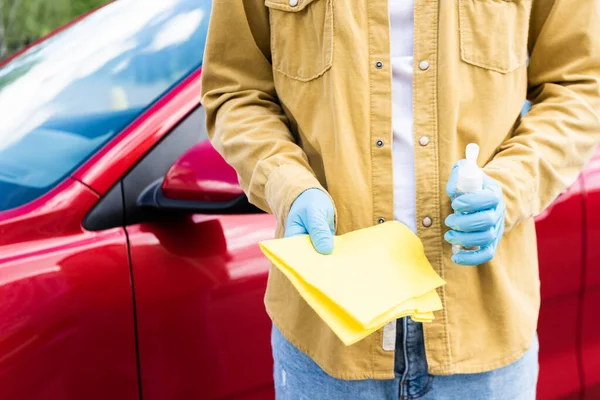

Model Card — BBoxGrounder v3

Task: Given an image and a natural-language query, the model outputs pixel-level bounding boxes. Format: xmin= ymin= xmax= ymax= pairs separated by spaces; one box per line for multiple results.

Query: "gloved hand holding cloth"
xmin=284 ymin=188 xmax=336 ymax=254
xmin=261 ymin=201 xmax=446 ymax=346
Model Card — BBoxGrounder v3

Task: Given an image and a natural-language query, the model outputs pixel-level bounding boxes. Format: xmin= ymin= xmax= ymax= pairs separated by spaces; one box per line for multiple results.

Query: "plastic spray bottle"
xmin=452 ymin=143 xmax=484 ymax=254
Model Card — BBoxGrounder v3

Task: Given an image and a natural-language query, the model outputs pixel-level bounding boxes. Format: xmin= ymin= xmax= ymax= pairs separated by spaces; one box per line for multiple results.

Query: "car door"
xmin=535 ymin=178 xmax=586 ymax=400
xmin=581 ymin=147 xmax=600 ymax=399
xmin=114 ymin=106 xmax=276 ymax=400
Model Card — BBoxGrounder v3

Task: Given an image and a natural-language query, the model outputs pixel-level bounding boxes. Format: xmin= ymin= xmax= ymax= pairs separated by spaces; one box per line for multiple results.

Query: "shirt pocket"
xmin=458 ymin=0 xmax=532 ymax=73
xmin=265 ymin=0 xmax=333 ymax=82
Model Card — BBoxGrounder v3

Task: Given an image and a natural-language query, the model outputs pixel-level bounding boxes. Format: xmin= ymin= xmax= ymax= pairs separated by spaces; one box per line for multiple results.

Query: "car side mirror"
xmin=137 ymin=140 xmax=259 ymax=214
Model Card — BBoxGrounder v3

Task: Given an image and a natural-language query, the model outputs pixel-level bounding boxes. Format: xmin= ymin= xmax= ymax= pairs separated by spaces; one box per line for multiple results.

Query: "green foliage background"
xmin=0 ymin=0 xmax=111 ymax=60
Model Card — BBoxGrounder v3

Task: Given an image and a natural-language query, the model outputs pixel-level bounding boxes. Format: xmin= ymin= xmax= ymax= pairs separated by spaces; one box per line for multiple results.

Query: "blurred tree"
xmin=0 ymin=0 xmax=110 ymax=60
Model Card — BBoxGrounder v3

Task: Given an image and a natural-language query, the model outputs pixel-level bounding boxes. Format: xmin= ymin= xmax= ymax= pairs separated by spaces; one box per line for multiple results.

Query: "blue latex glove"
xmin=284 ymin=188 xmax=336 ymax=255
xmin=444 ymin=160 xmax=506 ymax=266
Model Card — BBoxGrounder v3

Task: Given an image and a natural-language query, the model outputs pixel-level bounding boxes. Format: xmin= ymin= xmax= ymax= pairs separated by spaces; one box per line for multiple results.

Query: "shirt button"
xmin=419 ymin=60 xmax=430 ymax=71
xmin=422 ymin=217 xmax=433 ymax=227
xmin=419 ymin=136 xmax=430 ymax=146
xmin=375 ymin=61 xmax=383 ymax=69
xmin=376 ymin=139 xmax=384 ymax=147
xmin=378 ymin=218 xmax=386 ymax=224
xmin=289 ymin=0 xmax=299 ymax=6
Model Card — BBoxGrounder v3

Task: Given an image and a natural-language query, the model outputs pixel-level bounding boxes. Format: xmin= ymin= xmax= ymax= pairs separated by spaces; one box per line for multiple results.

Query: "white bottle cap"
xmin=456 ymin=143 xmax=483 ymax=194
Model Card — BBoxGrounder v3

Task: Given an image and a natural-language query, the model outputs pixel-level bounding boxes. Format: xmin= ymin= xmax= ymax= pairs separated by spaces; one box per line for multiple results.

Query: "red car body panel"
xmin=535 ymin=178 xmax=585 ymax=400
xmin=1 ymin=7 xmax=599 ymax=399
xmin=582 ymin=148 xmax=600 ymax=399
xmin=126 ymin=214 xmax=275 ymax=400
xmin=0 ymin=179 xmax=139 ymax=400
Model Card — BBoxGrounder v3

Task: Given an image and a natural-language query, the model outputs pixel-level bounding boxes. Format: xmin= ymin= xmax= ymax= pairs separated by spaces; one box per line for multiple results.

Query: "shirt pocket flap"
xmin=265 ymin=0 xmax=333 ymax=81
xmin=458 ymin=0 xmax=532 ymax=73
xmin=265 ymin=0 xmax=321 ymax=12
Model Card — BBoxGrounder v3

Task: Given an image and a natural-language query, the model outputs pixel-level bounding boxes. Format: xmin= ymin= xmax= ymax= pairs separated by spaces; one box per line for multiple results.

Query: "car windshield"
xmin=0 ymin=0 xmax=210 ymax=212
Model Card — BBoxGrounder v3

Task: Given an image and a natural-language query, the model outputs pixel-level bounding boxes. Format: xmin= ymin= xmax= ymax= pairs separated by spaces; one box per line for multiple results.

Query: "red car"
xmin=0 ymin=1 xmax=598 ymax=399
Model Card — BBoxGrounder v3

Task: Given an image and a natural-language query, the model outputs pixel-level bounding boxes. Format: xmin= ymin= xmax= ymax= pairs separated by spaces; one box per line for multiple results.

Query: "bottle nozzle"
xmin=466 ymin=143 xmax=479 ymax=165
xmin=456 ymin=143 xmax=483 ymax=194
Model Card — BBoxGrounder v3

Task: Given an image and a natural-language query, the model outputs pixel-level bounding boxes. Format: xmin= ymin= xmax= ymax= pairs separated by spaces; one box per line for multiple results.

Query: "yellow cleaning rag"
xmin=259 ymin=221 xmax=446 ymax=346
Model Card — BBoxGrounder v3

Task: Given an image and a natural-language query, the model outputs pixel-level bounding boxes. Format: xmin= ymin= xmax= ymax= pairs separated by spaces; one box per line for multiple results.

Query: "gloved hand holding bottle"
xmin=284 ymin=188 xmax=336 ymax=255
xmin=444 ymin=144 xmax=506 ymax=266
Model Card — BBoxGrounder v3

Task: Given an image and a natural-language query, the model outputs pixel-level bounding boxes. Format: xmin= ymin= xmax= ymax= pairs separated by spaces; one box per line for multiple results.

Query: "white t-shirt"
xmin=389 ymin=0 xmax=416 ymax=233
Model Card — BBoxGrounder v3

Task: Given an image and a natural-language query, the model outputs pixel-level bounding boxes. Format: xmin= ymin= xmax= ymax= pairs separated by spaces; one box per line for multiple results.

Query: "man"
xmin=201 ymin=0 xmax=600 ymax=398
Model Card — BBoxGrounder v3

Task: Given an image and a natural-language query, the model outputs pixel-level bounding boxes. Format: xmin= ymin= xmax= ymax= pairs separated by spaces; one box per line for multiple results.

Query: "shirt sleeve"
xmin=201 ymin=0 xmax=329 ymax=228
xmin=483 ymin=0 xmax=600 ymax=232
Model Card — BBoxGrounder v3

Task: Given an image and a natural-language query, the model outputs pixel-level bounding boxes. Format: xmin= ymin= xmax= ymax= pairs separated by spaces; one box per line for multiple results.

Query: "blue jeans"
xmin=272 ymin=318 xmax=539 ymax=399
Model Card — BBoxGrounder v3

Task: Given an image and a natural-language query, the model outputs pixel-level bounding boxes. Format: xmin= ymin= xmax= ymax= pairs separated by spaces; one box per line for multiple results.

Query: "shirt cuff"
xmin=265 ymin=164 xmax=337 ymax=235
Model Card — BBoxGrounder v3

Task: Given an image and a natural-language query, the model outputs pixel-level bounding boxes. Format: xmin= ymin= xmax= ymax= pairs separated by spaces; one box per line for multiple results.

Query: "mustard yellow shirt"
xmin=201 ymin=0 xmax=600 ymax=377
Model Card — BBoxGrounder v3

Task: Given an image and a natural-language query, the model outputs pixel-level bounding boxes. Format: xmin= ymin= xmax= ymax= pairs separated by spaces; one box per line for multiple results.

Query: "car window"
xmin=0 ymin=0 xmax=210 ymax=212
